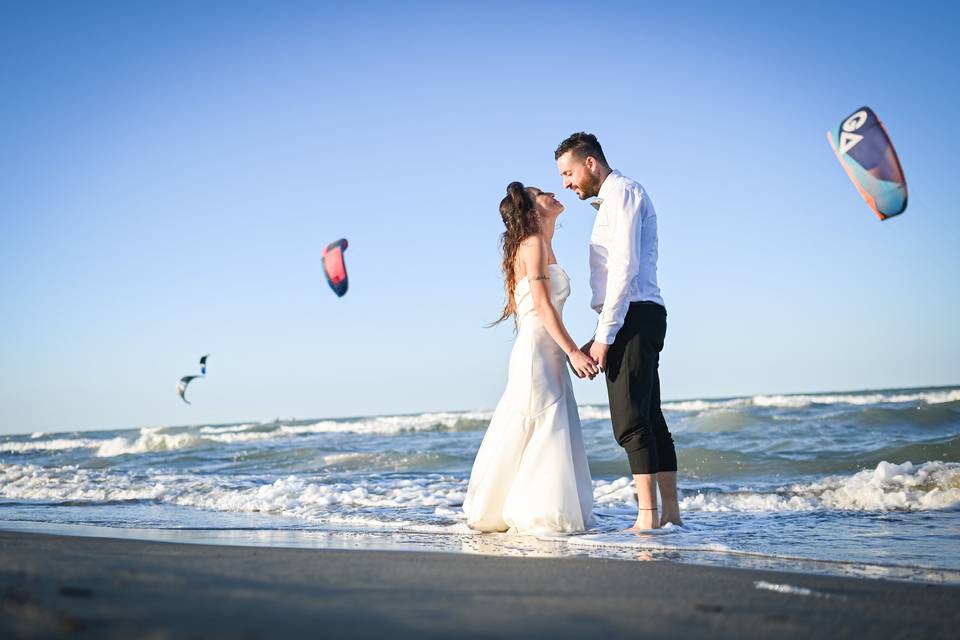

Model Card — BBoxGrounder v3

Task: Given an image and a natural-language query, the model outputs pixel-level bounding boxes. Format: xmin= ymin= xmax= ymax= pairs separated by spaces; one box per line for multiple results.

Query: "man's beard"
xmin=578 ymin=173 xmax=603 ymax=200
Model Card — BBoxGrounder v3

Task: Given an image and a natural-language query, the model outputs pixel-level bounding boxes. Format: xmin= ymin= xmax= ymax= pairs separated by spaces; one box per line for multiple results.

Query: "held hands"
xmin=568 ymin=340 xmax=596 ymax=380
xmin=588 ymin=340 xmax=609 ymax=372
xmin=567 ymin=348 xmax=599 ymax=379
xmin=565 ymin=339 xmax=608 ymax=380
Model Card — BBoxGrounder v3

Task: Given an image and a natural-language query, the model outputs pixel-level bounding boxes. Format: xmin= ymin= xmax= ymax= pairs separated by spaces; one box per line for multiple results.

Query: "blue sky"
xmin=1 ymin=1 xmax=958 ymax=435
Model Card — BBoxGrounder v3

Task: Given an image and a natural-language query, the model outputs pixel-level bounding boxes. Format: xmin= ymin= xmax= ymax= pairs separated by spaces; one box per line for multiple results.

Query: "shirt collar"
xmin=591 ymin=169 xmax=621 ymax=210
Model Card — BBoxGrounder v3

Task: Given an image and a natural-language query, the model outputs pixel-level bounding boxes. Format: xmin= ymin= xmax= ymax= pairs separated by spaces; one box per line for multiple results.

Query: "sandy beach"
xmin=0 ymin=530 xmax=956 ymax=639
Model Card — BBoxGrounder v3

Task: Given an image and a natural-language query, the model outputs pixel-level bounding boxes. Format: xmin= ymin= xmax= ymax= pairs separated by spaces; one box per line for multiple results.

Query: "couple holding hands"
xmin=463 ymin=132 xmax=682 ymax=534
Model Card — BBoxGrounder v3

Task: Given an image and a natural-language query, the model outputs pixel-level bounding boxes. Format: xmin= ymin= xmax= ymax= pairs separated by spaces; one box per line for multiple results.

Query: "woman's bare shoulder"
xmin=517 ymin=234 xmax=547 ymax=251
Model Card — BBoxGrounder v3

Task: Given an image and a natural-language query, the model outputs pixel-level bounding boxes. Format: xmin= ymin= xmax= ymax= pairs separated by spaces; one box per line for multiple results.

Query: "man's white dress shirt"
xmin=589 ymin=170 xmax=664 ymax=345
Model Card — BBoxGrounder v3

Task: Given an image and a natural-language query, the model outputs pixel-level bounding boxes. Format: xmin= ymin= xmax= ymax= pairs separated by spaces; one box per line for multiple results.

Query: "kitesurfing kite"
xmin=177 ymin=375 xmax=202 ymax=405
xmin=177 ymin=354 xmax=210 ymax=404
xmin=322 ymin=238 xmax=349 ymax=297
xmin=827 ymin=106 xmax=907 ymax=220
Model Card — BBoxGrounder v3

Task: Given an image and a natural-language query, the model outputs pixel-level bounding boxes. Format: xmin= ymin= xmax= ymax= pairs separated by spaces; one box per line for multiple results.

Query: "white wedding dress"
xmin=463 ymin=264 xmax=594 ymax=534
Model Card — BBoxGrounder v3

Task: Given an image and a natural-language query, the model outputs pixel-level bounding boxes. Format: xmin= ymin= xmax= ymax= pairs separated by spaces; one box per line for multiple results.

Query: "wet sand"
xmin=0 ymin=530 xmax=956 ymax=639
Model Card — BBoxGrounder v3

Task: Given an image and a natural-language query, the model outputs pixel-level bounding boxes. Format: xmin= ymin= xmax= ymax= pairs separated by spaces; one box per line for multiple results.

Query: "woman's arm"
xmin=518 ymin=236 xmax=598 ymax=378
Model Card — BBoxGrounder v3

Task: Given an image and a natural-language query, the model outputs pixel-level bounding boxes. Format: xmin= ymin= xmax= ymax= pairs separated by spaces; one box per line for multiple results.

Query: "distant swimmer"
xmin=177 ymin=375 xmax=202 ymax=405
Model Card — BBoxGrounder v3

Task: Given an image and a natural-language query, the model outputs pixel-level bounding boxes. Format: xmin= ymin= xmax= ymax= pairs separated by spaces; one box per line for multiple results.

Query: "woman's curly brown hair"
xmin=491 ymin=181 xmax=540 ymax=326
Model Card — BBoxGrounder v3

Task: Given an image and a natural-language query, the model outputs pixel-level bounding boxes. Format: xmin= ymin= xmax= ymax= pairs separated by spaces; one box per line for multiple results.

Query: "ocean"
xmin=2 ymin=386 xmax=958 ymax=584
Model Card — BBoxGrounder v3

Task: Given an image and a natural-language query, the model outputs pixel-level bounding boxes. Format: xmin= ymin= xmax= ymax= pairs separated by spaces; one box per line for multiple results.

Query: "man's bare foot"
xmin=660 ymin=509 xmax=683 ymax=527
xmin=656 ymin=472 xmax=682 ymax=527
xmin=626 ymin=509 xmax=660 ymax=531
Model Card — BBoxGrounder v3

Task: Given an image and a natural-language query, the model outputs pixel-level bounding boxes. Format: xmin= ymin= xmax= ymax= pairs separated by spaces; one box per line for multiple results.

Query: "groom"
xmin=555 ymin=132 xmax=682 ymax=530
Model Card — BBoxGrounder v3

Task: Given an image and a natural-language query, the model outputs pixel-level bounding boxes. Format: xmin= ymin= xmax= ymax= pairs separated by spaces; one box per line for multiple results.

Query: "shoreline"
xmin=2 ymin=519 xmax=958 ymax=587
xmin=1 ymin=530 xmax=957 ymax=639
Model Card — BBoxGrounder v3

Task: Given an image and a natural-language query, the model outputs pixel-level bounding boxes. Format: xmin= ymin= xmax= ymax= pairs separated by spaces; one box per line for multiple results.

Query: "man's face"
xmin=557 ymin=151 xmax=601 ymax=200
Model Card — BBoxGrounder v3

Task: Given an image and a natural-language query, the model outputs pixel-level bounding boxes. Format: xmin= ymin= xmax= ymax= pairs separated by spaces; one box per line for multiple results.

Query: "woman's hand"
xmin=568 ymin=348 xmax=599 ymax=379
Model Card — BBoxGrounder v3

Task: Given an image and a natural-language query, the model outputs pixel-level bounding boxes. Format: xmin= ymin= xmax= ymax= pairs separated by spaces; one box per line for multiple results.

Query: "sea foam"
xmin=661 ymin=388 xmax=960 ymax=414
xmin=592 ymin=461 xmax=960 ymax=513
xmin=0 ymin=438 xmax=99 ymax=454
xmin=96 ymin=428 xmax=212 ymax=457
xmin=5 ymin=459 xmax=957 ymax=514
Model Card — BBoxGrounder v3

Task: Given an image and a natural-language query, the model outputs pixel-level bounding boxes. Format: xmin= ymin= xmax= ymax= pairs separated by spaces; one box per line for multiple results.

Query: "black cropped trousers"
xmin=603 ymin=301 xmax=678 ymax=475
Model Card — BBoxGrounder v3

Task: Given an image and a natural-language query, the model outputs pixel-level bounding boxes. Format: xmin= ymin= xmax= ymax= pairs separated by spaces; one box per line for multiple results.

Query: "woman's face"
xmin=528 ymin=187 xmax=564 ymax=219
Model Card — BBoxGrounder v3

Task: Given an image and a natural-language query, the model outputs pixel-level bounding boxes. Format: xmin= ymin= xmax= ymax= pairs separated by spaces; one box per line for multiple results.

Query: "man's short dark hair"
xmin=554 ymin=132 xmax=609 ymax=166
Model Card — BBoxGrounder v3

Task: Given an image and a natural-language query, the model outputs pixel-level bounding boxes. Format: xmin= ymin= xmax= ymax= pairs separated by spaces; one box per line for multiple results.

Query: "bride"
xmin=463 ymin=181 xmax=597 ymax=534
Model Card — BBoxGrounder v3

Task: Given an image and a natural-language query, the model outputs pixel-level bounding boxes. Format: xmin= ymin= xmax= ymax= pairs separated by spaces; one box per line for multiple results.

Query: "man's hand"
xmin=589 ymin=340 xmax=609 ymax=372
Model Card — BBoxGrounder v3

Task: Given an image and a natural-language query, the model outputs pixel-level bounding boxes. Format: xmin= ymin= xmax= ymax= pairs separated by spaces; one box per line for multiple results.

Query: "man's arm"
xmin=594 ymin=186 xmax=643 ymax=346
